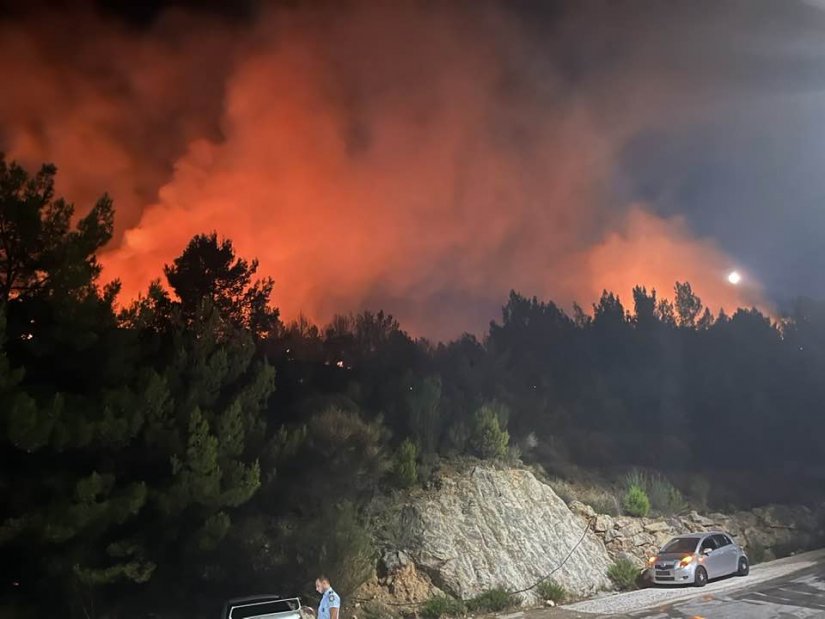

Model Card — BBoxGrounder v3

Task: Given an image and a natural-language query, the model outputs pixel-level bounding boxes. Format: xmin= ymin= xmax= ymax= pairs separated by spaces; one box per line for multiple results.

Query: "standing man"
xmin=315 ymin=575 xmax=340 ymax=619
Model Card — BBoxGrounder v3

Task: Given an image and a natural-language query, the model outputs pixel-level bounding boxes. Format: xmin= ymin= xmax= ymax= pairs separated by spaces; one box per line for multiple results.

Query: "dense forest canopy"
xmin=2 ymin=157 xmax=824 ymax=616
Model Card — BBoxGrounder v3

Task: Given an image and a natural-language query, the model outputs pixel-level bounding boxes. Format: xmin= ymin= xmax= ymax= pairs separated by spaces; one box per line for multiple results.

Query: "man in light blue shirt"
xmin=315 ymin=575 xmax=340 ymax=619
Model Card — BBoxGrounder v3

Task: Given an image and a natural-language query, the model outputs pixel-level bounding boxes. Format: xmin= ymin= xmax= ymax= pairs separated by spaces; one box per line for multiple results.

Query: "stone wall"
xmin=569 ymin=500 xmax=825 ymax=566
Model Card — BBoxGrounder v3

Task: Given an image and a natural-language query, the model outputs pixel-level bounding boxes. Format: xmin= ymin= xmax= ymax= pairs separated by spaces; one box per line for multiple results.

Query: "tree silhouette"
xmin=0 ymin=155 xmax=113 ymax=303
xmin=164 ymin=232 xmax=279 ymax=338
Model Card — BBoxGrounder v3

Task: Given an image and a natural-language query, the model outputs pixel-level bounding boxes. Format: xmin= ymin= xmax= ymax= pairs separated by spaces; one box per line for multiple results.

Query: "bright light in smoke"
xmin=727 ymin=270 xmax=742 ymax=285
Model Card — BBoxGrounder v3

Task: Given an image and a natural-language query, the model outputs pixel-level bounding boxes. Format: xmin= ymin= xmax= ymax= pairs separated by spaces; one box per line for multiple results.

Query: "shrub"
xmin=624 ymin=469 xmax=647 ymax=491
xmin=507 ymin=443 xmax=523 ymax=463
xmin=550 ymin=478 xmax=576 ymax=504
xmin=535 ymin=579 xmax=566 ymax=604
xmin=420 ymin=595 xmax=466 ymax=619
xmin=591 ymin=494 xmax=621 ymax=516
xmin=623 ymin=469 xmax=686 ymax=515
xmin=607 ymin=558 xmax=639 ymax=591
xmin=300 ymin=501 xmax=375 ymax=596
xmin=623 ymin=484 xmax=650 ymax=517
xmin=467 ymin=587 xmax=519 ymax=613
xmin=469 ymin=403 xmax=510 ymax=460
xmin=446 ymin=421 xmax=470 ymax=454
xmin=392 ymin=439 xmax=418 ymax=488
xmin=647 ymin=474 xmax=688 ymax=515
xmin=551 ymin=479 xmax=621 ymax=516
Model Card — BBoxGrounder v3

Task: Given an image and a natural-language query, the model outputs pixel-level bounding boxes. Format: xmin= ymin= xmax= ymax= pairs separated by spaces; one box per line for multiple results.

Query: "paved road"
xmin=519 ymin=549 xmax=825 ymax=619
xmin=627 ymin=562 xmax=825 ymax=618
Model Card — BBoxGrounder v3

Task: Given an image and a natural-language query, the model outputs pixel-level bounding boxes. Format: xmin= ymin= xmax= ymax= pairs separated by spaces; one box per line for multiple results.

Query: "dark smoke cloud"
xmin=5 ymin=1 xmax=817 ymax=339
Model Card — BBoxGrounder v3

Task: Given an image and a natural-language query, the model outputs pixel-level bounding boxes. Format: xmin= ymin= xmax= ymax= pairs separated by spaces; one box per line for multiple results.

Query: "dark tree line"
xmin=1 ymin=156 xmax=824 ymax=617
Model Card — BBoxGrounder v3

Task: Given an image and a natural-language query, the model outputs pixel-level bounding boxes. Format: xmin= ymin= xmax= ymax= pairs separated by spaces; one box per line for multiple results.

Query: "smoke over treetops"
xmin=2 ymin=0 xmax=791 ymax=340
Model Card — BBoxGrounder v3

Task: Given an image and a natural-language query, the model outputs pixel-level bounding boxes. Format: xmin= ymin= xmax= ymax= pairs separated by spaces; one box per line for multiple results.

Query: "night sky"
xmin=2 ymin=0 xmax=824 ymax=339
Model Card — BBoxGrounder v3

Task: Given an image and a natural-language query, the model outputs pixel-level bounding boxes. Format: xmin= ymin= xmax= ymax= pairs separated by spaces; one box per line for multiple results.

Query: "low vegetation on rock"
xmin=535 ymin=579 xmax=567 ymax=604
xmin=467 ymin=587 xmax=521 ymax=613
xmin=623 ymin=484 xmax=651 ymax=517
xmin=419 ymin=594 xmax=466 ymax=619
xmin=607 ymin=558 xmax=640 ymax=591
xmin=625 ymin=469 xmax=688 ymax=516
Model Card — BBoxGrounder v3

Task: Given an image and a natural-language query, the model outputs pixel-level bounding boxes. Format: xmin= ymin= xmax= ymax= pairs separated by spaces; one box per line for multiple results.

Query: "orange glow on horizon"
xmin=1 ymin=5 xmax=766 ymax=340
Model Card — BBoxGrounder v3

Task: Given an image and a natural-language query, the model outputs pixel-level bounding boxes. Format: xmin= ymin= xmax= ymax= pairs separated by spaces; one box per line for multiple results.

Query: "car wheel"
xmin=737 ymin=556 xmax=750 ymax=576
xmin=694 ymin=566 xmax=708 ymax=587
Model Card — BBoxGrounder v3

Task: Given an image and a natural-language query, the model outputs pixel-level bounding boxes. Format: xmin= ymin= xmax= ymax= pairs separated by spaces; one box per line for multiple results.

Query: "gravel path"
xmin=561 ymin=548 xmax=825 ymax=616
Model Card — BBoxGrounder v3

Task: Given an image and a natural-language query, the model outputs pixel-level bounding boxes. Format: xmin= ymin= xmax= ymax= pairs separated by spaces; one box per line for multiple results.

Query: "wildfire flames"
xmin=0 ymin=3 xmax=763 ymax=339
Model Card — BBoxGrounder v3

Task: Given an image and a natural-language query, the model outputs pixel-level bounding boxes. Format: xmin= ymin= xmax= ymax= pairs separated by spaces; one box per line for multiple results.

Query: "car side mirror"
xmin=702 ymin=547 xmax=713 ymax=556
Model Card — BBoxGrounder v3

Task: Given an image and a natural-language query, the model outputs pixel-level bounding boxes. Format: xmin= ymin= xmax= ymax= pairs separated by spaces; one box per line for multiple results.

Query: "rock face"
xmin=357 ymin=559 xmax=440 ymax=607
xmin=573 ymin=503 xmax=825 ymax=566
xmin=358 ymin=464 xmax=825 ymax=609
xmin=395 ymin=466 xmax=612 ymax=600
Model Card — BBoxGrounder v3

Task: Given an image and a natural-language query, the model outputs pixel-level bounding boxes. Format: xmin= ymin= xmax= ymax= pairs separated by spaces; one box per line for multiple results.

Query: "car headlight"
xmin=679 ymin=555 xmax=695 ymax=568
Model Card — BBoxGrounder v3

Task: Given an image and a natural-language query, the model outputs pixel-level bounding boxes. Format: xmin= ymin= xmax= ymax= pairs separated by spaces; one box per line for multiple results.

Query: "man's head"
xmin=315 ymin=575 xmax=330 ymax=594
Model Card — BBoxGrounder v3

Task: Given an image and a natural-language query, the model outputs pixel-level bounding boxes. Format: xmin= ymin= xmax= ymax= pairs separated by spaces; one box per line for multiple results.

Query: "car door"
xmin=699 ymin=535 xmax=722 ymax=578
xmin=713 ymin=533 xmax=738 ymax=575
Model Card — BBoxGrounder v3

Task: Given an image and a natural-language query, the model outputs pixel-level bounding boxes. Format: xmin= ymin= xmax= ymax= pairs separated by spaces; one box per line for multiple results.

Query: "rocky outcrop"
xmin=570 ymin=501 xmax=825 ymax=566
xmin=389 ymin=466 xmax=612 ymax=601
xmin=357 ymin=554 xmax=441 ymax=607
xmin=358 ymin=464 xmax=825 ymax=610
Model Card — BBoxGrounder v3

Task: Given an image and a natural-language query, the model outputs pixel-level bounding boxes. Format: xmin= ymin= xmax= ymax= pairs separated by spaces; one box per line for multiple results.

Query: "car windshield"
xmin=660 ymin=537 xmax=698 ymax=554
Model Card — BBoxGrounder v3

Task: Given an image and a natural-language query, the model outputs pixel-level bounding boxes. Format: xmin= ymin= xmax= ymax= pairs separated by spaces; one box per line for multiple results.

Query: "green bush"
xmin=392 ymin=439 xmax=418 ymax=488
xmin=469 ymin=403 xmax=510 ymax=460
xmin=535 ymin=579 xmax=566 ymax=603
xmin=623 ymin=484 xmax=650 ymax=517
xmin=623 ymin=469 xmax=686 ymax=515
xmin=607 ymin=558 xmax=639 ymax=591
xmin=420 ymin=595 xmax=466 ymax=619
xmin=467 ymin=587 xmax=519 ymax=613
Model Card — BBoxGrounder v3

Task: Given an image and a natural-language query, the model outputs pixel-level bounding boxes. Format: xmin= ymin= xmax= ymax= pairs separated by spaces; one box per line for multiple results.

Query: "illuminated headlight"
xmin=679 ymin=555 xmax=695 ymax=568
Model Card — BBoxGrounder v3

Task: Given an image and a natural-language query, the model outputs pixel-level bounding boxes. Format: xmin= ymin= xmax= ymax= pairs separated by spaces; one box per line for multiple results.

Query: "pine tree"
xmin=0 ymin=161 xmax=277 ymax=614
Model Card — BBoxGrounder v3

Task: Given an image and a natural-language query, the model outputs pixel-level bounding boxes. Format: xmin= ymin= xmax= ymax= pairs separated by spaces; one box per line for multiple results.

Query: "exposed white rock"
xmin=398 ymin=466 xmax=612 ymax=601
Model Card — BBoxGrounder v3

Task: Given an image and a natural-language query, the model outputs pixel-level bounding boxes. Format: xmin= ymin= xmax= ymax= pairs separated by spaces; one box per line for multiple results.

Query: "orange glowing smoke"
xmin=0 ymin=4 xmax=764 ymax=340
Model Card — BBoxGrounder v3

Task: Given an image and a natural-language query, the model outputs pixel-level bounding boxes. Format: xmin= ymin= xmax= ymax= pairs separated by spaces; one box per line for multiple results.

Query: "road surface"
xmin=623 ymin=562 xmax=825 ymax=618
xmin=518 ymin=548 xmax=825 ymax=619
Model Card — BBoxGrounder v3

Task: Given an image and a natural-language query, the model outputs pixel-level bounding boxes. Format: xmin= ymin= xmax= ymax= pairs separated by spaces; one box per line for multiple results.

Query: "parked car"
xmin=222 ymin=595 xmax=313 ymax=619
xmin=646 ymin=532 xmax=749 ymax=587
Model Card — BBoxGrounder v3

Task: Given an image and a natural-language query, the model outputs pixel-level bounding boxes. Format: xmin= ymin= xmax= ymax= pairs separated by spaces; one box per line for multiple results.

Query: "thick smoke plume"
xmin=0 ymin=2 xmax=768 ymax=339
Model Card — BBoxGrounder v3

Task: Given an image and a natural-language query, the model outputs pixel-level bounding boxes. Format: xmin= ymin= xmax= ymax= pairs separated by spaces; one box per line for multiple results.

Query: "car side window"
xmin=700 ymin=536 xmax=717 ymax=552
xmin=713 ymin=534 xmax=730 ymax=547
